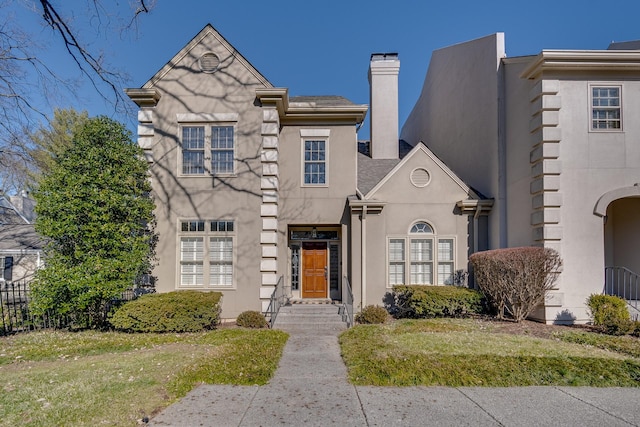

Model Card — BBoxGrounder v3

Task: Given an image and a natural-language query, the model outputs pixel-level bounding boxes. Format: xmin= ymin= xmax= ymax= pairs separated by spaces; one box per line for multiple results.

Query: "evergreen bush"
xmin=236 ymin=310 xmax=268 ymax=328
xmin=355 ymin=305 xmax=389 ymax=324
xmin=386 ymin=285 xmax=485 ymax=319
xmin=586 ymin=294 xmax=632 ymax=335
xmin=109 ymin=291 xmax=221 ymax=332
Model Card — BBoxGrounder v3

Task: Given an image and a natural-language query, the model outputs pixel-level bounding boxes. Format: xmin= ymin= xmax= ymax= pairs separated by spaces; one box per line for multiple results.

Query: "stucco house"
xmin=126 ymin=25 xmax=491 ymax=319
xmin=401 ymin=34 xmax=640 ymax=323
xmin=127 ymin=24 xmax=640 ymax=323
xmin=0 ymin=194 xmax=42 ymax=285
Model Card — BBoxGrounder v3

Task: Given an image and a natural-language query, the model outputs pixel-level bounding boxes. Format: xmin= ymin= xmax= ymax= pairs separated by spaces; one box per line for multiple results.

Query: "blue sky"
xmin=12 ymin=0 xmax=640 ymax=138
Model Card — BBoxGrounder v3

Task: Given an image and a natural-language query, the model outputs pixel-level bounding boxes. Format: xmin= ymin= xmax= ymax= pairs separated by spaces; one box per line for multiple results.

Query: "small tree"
xmin=470 ymin=247 xmax=562 ymax=322
xmin=31 ymin=116 xmax=156 ymax=326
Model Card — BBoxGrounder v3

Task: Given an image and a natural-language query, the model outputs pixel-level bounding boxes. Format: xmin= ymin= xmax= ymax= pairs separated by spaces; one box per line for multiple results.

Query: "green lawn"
xmin=339 ymin=318 xmax=640 ymax=387
xmin=0 ymin=329 xmax=288 ymax=426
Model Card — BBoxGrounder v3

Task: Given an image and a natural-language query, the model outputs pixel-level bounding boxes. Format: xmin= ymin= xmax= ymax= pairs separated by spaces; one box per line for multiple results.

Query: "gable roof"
xmin=356 ymin=140 xmax=417 ymax=195
xmin=363 ymin=141 xmax=481 ymax=200
xmin=141 ymin=24 xmax=273 ymax=89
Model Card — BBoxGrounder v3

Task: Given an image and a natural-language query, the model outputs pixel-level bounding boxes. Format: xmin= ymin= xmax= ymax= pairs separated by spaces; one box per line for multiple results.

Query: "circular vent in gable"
xmin=199 ymin=53 xmax=220 ymax=73
xmin=410 ymin=168 xmax=431 ymax=188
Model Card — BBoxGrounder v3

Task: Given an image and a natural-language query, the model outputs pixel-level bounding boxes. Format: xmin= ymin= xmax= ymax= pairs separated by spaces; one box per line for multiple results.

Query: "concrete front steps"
xmin=272 ymin=301 xmax=348 ymax=333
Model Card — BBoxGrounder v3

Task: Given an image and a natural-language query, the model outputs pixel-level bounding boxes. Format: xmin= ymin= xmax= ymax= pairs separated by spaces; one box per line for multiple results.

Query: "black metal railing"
xmin=342 ymin=275 xmax=354 ymax=328
xmin=264 ymin=276 xmax=286 ymax=328
xmin=604 ymin=266 xmax=640 ymax=311
xmin=0 ymin=282 xmax=153 ymax=336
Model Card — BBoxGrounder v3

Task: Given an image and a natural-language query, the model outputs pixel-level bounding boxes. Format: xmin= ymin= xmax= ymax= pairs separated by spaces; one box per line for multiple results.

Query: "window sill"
xmin=178 ymin=173 xmax=238 ymax=178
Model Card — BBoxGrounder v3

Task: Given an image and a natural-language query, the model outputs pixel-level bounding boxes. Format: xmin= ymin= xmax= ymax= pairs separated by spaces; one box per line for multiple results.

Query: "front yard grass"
xmin=0 ymin=329 xmax=287 ymax=426
xmin=339 ymin=318 xmax=640 ymax=387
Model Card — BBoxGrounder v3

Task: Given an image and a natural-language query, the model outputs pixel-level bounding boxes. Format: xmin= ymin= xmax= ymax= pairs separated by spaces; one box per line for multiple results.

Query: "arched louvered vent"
xmin=410 ymin=168 xmax=431 ymax=187
xmin=199 ymin=53 xmax=220 ymax=73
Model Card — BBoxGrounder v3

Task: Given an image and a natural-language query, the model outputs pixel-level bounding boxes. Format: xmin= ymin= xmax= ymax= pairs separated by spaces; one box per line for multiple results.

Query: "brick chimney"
xmin=369 ymin=53 xmax=400 ymax=159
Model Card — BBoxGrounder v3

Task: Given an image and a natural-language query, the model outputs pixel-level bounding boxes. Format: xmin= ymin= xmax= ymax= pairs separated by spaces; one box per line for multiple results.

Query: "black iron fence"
xmin=0 ymin=282 xmax=154 ymax=336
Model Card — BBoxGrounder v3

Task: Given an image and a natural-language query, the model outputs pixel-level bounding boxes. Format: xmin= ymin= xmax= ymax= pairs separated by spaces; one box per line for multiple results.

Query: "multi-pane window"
xmin=592 ymin=86 xmax=621 ymax=130
xmin=437 ymin=239 xmax=454 ymax=285
xmin=179 ymin=220 xmax=234 ymax=287
xmin=388 ymin=222 xmax=455 ymax=286
xmin=211 ymin=127 xmax=234 ymax=174
xmin=182 ymin=127 xmax=205 ymax=174
xmin=388 ymin=239 xmax=405 ymax=285
xmin=210 ymin=237 xmax=233 ymax=286
xmin=410 ymin=239 xmax=433 ymax=284
xmin=181 ymin=125 xmax=235 ymax=175
xmin=304 ymin=140 xmax=326 ymax=185
xmin=180 ymin=237 xmax=204 ymax=286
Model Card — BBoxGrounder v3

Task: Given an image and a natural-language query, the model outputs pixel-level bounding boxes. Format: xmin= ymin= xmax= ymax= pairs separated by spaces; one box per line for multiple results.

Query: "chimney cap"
xmin=370 ymin=52 xmax=398 ymax=61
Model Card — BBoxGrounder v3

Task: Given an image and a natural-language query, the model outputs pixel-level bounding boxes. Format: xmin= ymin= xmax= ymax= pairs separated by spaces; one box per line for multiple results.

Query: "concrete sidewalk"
xmin=149 ymin=329 xmax=640 ymax=427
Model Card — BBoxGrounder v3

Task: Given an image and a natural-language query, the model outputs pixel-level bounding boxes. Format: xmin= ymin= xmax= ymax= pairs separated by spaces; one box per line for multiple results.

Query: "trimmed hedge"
xmin=386 ymin=285 xmax=485 ymax=319
xmin=236 ymin=310 xmax=268 ymax=328
xmin=109 ymin=291 xmax=222 ymax=332
xmin=355 ymin=305 xmax=389 ymax=324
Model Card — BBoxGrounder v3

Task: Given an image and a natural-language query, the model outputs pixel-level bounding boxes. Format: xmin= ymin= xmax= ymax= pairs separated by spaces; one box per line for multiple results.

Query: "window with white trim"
xmin=181 ymin=125 xmax=235 ymax=175
xmin=387 ymin=221 xmax=455 ymax=286
xmin=179 ymin=220 xmax=235 ymax=287
xmin=300 ymin=129 xmax=330 ymax=186
xmin=591 ymin=86 xmax=622 ymax=130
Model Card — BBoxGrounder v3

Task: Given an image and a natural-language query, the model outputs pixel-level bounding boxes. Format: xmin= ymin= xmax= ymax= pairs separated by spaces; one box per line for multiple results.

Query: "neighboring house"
xmin=126 ymin=25 xmax=491 ymax=319
xmin=0 ymin=194 xmax=42 ymax=284
xmin=401 ymin=34 xmax=640 ymax=323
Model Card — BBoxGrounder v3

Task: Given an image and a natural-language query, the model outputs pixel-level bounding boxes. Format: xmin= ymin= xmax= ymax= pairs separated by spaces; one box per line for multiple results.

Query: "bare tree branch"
xmin=0 ymin=0 xmax=154 ymax=194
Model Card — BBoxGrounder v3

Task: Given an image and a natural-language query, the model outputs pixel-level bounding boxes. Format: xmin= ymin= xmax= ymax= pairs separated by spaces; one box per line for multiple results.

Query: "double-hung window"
xmin=591 ymin=86 xmax=622 ymax=130
xmin=181 ymin=125 xmax=235 ymax=175
xmin=211 ymin=126 xmax=234 ymax=174
xmin=179 ymin=219 xmax=235 ymax=288
xmin=304 ymin=140 xmax=326 ymax=185
xmin=301 ymin=129 xmax=330 ymax=186
xmin=387 ymin=221 xmax=455 ymax=286
xmin=182 ymin=127 xmax=205 ymax=175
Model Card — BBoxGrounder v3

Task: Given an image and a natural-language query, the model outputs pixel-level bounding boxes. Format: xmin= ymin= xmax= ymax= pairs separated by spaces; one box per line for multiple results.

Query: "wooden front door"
xmin=302 ymin=242 xmax=327 ymax=298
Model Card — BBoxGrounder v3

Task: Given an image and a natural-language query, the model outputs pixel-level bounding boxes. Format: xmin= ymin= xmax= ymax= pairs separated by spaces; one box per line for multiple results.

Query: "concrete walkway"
xmin=149 ymin=328 xmax=640 ymax=427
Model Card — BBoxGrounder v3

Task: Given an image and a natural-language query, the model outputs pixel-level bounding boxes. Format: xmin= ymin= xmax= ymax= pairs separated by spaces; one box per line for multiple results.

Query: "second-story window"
xmin=304 ymin=140 xmax=326 ymax=185
xmin=182 ymin=127 xmax=205 ymax=174
xmin=300 ymin=129 xmax=330 ymax=187
xmin=591 ymin=86 xmax=622 ymax=130
xmin=211 ymin=126 xmax=234 ymax=174
xmin=181 ymin=125 xmax=235 ymax=175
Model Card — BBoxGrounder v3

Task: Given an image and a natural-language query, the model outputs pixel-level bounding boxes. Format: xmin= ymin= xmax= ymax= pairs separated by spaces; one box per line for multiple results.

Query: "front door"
xmin=302 ymin=242 xmax=327 ymax=298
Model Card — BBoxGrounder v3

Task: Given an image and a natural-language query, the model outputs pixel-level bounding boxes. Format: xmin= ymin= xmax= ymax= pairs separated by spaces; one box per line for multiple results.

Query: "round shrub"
xmin=109 ymin=291 xmax=222 ymax=332
xmin=236 ymin=310 xmax=268 ymax=328
xmin=587 ymin=294 xmax=632 ymax=335
xmin=355 ymin=305 xmax=389 ymax=324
